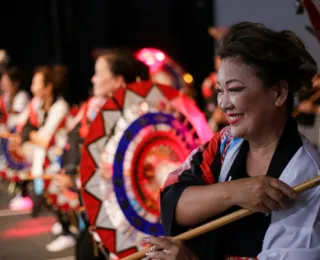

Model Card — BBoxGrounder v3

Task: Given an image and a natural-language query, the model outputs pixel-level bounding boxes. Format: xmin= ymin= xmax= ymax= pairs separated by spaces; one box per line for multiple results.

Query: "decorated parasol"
xmin=80 ymin=81 xmax=212 ymax=258
xmin=135 ymin=48 xmax=194 ymax=98
xmin=0 ymin=138 xmax=30 ymax=181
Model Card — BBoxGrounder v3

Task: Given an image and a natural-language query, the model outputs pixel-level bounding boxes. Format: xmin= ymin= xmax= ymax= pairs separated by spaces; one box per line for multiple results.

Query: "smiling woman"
xmin=143 ymin=22 xmax=320 ymax=260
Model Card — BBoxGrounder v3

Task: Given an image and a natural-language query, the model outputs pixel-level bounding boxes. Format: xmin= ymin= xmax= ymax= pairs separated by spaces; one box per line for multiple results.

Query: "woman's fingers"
xmin=261 ymin=194 xmax=281 ymax=212
xmin=143 ymin=236 xmax=173 ymax=251
xmin=265 ymin=187 xmax=287 ymax=209
xmin=146 ymin=250 xmax=169 ymax=260
xmin=269 ymin=178 xmax=297 ymax=200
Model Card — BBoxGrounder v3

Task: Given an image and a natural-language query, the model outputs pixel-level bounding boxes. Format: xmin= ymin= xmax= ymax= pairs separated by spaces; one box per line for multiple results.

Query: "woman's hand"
xmin=55 ymin=171 xmax=74 ymax=190
xmin=0 ymin=130 xmax=10 ymax=138
xmin=229 ymin=176 xmax=298 ymax=214
xmin=298 ymin=100 xmax=314 ymax=113
xmin=29 ymin=131 xmax=49 ymax=148
xmin=142 ymin=236 xmax=198 ymax=260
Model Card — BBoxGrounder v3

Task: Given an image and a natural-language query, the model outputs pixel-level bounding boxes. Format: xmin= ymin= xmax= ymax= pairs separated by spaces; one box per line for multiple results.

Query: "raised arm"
xmin=160 ymin=133 xmax=234 ymax=235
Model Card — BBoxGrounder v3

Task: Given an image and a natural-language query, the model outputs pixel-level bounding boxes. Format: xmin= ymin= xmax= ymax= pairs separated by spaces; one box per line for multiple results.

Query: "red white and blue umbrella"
xmin=80 ymin=81 xmax=212 ymax=258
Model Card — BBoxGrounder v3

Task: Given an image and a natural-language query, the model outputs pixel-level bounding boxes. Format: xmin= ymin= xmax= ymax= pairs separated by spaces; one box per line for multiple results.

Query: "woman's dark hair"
xmin=134 ymin=59 xmax=150 ymax=81
xmin=100 ymin=48 xmax=150 ymax=83
xmin=217 ymin=22 xmax=318 ymax=111
xmin=34 ymin=65 xmax=69 ymax=98
xmin=3 ymin=67 xmax=26 ymax=90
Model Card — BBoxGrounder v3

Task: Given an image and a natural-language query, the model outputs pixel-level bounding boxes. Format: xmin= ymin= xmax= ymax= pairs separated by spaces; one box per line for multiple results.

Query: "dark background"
xmin=0 ymin=0 xmax=214 ymax=106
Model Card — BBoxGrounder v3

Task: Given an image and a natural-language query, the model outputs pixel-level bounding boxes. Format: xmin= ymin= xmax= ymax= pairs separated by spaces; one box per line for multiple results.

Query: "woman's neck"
xmin=248 ymin=113 xmax=288 ymax=156
xmin=246 ymin=113 xmax=288 ymax=177
xmin=44 ymin=95 xmax=54 ymax=111
xmin=8 ymin=88 xmax=18 ymax=99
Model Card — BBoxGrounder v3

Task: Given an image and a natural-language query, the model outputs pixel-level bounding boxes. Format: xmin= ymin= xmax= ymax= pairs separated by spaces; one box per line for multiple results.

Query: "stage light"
xmin=155 ymin=52 xmax=165 ymax=61
xmin=183 ymin=73 xmax=193 ymax=84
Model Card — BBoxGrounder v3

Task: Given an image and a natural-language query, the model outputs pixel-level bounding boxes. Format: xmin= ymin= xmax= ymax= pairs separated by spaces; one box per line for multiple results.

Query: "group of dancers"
xmin=0 ymin=48 xmax=152 ymax=259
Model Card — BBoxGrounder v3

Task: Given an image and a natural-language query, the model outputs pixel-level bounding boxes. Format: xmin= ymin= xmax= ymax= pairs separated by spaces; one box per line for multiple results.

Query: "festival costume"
xmin=60 ymin=96 xmax=107 ymax=258
xmin=161 ymin=118 xmax=320 ymax=259
xmin=0 ymin=90 xmax=29 ymax=131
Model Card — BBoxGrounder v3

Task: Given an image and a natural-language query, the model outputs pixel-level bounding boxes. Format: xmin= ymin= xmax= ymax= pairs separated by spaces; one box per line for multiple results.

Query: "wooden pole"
xmin=122 ymin=175 xmax=320 ymax=260
xmin=22 ymin=175 xmax=56 ymax=181
xmin=292 ymin=89 xmax=320 ymax=118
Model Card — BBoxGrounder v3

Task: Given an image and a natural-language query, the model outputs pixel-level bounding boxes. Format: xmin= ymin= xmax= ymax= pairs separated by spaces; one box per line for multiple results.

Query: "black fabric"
xmin=56 ymin=210 xmax=72 ymax=236
xmin=218 ymin=117 xmax=303 ymax=258
xmin=62 ymin=123 xmax=83 ymax=176
xmin=75 ymin=228 xmax=108 ymax=260
xmin=31 ymin=194 xmax=46 ymax=218
xmin=160 ymin=141 xmax=217 ymax=236
xmin=20 ymin=181 xmax=29 ymax=197
xmin=20 ymin=120 xmax=38 ymax=144
xmin=161 ymin=182 xmax=193 ymax=236
xmin=161 ymin=117 xmax=303 ymax=259
xmin=216 ymin=142 xmax=266 ymax=258
xmin=265 ymin=117 xmax=302 ymax=179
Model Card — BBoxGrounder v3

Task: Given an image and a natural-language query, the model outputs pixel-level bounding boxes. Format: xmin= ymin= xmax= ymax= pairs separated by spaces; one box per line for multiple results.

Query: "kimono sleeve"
xmin=12 ymin=91 xmax=29 ymax=113
xmin=37 ymin=100 xmax=69 ymax=141
xmin=258 ymin=144 xmax=320 ymax=259
xmin=160 ymin=132 xmax=221 ymax=236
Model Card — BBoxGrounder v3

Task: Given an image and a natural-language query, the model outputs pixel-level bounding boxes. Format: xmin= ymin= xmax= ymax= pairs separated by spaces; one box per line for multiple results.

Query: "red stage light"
xmin=135 ymin=48 xmax=168 ymax=72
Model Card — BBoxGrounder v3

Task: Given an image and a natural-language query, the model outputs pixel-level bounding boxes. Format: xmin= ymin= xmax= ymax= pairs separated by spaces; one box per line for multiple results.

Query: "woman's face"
xmin=31 ymin=72 xmax=51 ymax=98
xmin=0 ymin=74 xmax=17 ymax=96
xmin=91 ymin=57 xmax=125 ymax=97
xmin=217 ymin=57 xmax=287 ymax=139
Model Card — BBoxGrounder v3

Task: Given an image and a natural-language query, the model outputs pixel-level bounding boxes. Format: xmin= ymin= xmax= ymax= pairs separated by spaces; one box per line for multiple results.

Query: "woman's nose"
xmin=218 ymin=92 xmax=232 ymax=112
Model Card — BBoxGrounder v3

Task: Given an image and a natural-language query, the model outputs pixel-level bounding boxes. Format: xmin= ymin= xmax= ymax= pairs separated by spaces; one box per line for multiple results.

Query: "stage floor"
xmin=0 ymin=181 xmax=75 ymax=260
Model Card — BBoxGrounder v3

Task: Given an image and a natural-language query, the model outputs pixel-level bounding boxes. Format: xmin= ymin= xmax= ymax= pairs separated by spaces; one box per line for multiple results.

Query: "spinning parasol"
xmin=80 ymin=81 xmax=212 ymax=258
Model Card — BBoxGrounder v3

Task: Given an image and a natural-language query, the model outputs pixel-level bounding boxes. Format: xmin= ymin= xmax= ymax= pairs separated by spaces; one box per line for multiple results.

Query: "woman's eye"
xmin=229 ymin=87 xmax=245 ymax=92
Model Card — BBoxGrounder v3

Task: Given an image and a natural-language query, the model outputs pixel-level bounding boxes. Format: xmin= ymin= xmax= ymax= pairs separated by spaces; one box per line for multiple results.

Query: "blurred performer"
xmin=296 ymin=0 xmax=320 ymax=44
xmin=0 ymin=67 xmax=30 ymax=210
xmin=0 ymin=49 xmax=9 ymax=77
xmin=13 ymin=66 xmax=69 ymax=215
xmin=201 ymin=56 xmax=228 ymax=132
xmin=0 ymin=67 xmax=29 ymax=133
xmin=51 ymin=49 xmax=149 ymax=257
xmin=296 ymin=74 xmax=320 ymax=150
xmin=204 ymin=27 xmax=230 ymax=132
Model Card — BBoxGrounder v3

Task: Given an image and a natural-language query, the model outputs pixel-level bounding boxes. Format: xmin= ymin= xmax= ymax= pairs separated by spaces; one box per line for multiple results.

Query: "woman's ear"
xmin=273 ymin=80 xmax=289 ymax=107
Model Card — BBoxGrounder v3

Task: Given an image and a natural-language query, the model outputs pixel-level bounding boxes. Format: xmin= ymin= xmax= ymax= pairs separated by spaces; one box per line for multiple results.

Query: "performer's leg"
xmin=31 ymin=178 xmax=46 ymax=218
xmin=31 ymin=193 xmax=45 ymax=217
xmin=9 ymin=181 xmax=33 ymax=211
xmin=57 ymin=210 xmax=72 ymax=236
xmin=21 ymin=181 xmax=28 ymax=197
xmin=46 ymin=210 xmax=76 ymax=252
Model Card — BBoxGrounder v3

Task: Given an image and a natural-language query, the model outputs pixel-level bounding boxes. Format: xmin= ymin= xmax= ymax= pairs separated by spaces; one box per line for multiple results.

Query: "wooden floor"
xmin=0 ymin=181 xmax=74 ymax=260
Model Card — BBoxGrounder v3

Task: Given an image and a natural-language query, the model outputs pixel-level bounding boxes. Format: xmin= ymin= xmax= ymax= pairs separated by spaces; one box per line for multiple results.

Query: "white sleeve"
xmin=16 ymin=106 xmax=30 ymax=126
xmin=258 ymin=145 xmax=320 ymax=260
xmin=37 ymin=100 xmax=69 ymax=141
xmin=12 ymin=91 xmax=29 ymax=112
